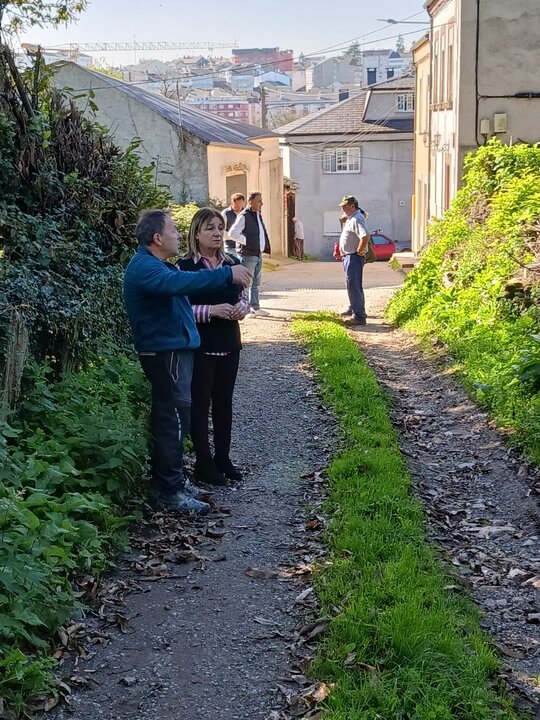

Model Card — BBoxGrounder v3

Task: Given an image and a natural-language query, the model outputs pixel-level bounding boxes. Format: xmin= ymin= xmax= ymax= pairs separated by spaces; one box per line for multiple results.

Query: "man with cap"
xmin=338 ymin=195 xmax=370 ymax=326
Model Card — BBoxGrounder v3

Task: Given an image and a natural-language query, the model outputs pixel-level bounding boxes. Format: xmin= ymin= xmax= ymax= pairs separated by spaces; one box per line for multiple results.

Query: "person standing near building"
xmin=123 ymin=209 xmax=251 ymax=514
xmin=338 ymin=195 xmax=370 ymax=327
xmin=178 ymin=208 xmax=250 ymax=486
xmin=292 ymin=216 xmax=305 ymax=261
xmin=222 ymin=192 xmax=245 ymax=256
xmin=229 ymin=191 xmax=271 ymax=317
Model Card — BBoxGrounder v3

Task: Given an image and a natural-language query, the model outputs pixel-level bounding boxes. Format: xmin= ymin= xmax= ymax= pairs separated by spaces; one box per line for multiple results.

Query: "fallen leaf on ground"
xmin=245 ymin=566 xmax=280 ymax=579
xmin=522 ymin=575 xmax=540 ymax=589
xmin=295 ymin=587 xmax=314 ymax=604
xmin=477 ymin=525 xmax=516 ymax=539
xmin=493 ymin=642 xmax=528 ymax=660
xmin=298 ymin=618 xmax=329 ymax=641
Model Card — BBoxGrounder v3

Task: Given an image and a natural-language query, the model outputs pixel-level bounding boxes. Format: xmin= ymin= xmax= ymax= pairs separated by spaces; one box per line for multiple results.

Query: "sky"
xmin=16 ymin=0 xmax=429 ymax=67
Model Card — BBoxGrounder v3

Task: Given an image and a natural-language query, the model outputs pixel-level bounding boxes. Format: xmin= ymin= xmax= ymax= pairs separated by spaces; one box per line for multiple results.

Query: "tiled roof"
xmin=277 ymin=73 xmax=415 ymax=136
xmin=55 ymin=64 xmax=276 ymax=149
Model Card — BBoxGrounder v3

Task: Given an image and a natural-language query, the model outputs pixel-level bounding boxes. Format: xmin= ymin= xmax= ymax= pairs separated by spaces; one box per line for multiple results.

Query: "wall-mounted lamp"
xmin=422 ymin=131 xmax=449 ymax=151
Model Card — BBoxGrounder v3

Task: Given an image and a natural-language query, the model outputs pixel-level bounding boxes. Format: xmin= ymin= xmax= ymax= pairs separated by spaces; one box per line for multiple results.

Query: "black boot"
xmin=194 ymin=459 xmax=227 ymax=486
xmin=214 ymin=456 xmax=243 ymax=481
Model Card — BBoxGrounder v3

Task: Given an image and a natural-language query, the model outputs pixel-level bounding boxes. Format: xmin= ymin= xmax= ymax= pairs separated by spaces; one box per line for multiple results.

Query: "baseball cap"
xmin=338 ymin=195 xmax=358 ymax=207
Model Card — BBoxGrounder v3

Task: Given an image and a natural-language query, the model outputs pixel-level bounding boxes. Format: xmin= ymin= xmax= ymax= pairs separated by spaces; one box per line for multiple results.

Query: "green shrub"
xmin=387 ymin=139 xmax=540 ymax=461
xmin=0 ymin=354 xmax=148 ymax=714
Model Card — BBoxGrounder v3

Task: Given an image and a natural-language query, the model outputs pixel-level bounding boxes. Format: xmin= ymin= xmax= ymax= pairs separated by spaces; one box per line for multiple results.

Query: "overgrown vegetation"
xmin=0 ymin=4 xmax=170 ymax=710
xmin=387 ymin=140 xmax=540 ymax=462
xmin=292 ymin=314 xmax=522 ymax=719
xmin=0 ymin=357 xmax=148 ymax=715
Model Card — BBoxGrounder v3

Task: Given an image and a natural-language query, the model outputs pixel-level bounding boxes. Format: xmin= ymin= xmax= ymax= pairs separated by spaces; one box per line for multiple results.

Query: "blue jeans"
xmin=342 ymin=253 xmax=366 ymax=320
xmin=239 ymin=254 xmax=263 ymax=310
xmin=138 ymin=349 xmax=194 ymax=495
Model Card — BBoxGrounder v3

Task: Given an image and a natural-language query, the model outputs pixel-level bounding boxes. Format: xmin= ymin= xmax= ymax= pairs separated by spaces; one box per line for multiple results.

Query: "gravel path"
xmin=52 ymin=310 xmax=333 ymax=720
xmin=51 ymin=260 xmax=540 ymax=716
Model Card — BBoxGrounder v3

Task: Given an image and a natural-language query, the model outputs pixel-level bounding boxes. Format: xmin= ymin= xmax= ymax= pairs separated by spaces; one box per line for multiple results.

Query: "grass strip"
xmin=292 ymin=313 xmax=523 ymax=720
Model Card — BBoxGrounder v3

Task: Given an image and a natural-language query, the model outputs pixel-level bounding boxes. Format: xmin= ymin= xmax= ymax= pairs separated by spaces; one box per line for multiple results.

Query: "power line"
xmin=36 ymin=18 xmax=436 ymax=94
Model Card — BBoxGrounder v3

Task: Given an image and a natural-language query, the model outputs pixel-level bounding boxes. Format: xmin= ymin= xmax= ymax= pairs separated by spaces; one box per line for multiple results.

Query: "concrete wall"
xmin=281 ymin=136 xmax=413 ymax=259
xmin=52 ymin=63 xmax=209 ymax=203
xmin=459 ymin=0 xmax=540 ymax=149
xmin=427 ymin=0 xmax=540 ymax=219
xmin=256 ymin=137 xmax=284 ymax=256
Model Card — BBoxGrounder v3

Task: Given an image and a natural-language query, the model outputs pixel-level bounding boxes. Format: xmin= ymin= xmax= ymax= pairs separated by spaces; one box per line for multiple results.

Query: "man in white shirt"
xmin=338 ymin=195 xmax=370 ymax=326
xmin=222 ymin=192 xmax=244 ymax=256
xmin=292 ymin=216 xmax=305 ymax=261
xmin=229 ymin=191 xmax=271 ymax=317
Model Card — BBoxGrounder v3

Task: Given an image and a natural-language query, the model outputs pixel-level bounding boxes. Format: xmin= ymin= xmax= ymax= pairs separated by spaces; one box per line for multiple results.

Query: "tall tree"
xmin=0 ymin=0 xmax=86 ymax=35
xmin=396 ymin=34 xmax=406 ymax=53
xmin=347 ymin=41 xmax=361 ymax=58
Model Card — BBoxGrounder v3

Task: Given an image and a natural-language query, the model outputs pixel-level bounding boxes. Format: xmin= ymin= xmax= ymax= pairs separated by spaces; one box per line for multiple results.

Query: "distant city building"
xmin=254 ymin=71 xmax=291 ymax=88
xmin=232 ymin=48 xmax=294 ymax=72
xmin=305 ymin=50 xmax=412 ymax=91
xmin=17 ymin=47 xmax=92 ymax=69
xmin=185 ymin=93 xmax=262 ymax=126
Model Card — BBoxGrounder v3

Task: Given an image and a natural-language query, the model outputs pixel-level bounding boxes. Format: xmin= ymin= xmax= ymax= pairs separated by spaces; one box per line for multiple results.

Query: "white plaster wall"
xmin=208 ymin=138 xmax=284 ymax=256
xmin=52 ymin=63 xmax=209 ymax=203
xmin=207 ymin=145 xmax=260 ymax=206
xmin=281 ymin=137 xmax=413 ymax=259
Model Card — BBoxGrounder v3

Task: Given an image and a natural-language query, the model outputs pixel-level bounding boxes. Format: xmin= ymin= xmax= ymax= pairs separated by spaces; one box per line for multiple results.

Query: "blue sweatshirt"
xmin=123 ymin=245 xmax=233 ymax=352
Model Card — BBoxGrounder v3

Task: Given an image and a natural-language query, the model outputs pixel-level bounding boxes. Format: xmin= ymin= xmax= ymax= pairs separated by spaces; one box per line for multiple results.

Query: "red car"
xmin=370 ymin=231 xmax=396 ymax=261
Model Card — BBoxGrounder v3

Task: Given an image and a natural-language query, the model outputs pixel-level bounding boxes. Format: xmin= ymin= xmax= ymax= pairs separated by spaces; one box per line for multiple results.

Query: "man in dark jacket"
xmin=123 ymin=209 xmax=251 ymax=513
xmin=228 ymin=191 xmax=271 ymax=317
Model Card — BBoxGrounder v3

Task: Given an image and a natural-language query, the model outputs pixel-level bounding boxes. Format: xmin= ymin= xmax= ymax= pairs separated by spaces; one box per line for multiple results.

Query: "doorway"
xmin=226 ymin=173 xmax=247 ymax=202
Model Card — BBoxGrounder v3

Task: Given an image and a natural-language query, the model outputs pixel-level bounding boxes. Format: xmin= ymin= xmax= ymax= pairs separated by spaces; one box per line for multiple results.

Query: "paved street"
xmin=259 ymin=258 xmax=404 ymax=317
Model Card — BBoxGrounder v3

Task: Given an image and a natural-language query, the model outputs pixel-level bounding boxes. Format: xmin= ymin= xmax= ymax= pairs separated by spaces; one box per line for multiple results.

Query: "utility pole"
xmin=260 ymin=84 xmax=267 ymax=130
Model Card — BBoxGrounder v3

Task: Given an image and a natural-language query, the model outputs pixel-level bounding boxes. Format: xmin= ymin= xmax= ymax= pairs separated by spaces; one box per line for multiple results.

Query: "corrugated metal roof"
xmin=277 ymin=74 xmax=415 ymax=137
xmin=63 ymin=65 xmax=277 ymax=149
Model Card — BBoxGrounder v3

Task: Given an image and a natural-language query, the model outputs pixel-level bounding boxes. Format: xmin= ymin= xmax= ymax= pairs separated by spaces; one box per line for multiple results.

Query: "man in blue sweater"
xmin=123 ymin=209 xmax=251 ymax=514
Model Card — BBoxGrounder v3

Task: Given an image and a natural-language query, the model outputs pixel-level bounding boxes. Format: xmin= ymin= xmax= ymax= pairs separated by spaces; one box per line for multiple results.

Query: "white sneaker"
xmin=246 ymin=309 xmax=257 ymax=318
xmin=254 ymin=308 xmax=270 ymax=317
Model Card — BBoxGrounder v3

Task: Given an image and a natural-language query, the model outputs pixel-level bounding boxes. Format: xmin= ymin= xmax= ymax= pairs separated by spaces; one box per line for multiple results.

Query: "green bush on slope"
xmin=387 ymin=139 xmax=540 ymax=460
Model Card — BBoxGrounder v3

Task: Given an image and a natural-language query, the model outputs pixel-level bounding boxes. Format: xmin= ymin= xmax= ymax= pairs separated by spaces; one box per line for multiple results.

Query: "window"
xmin=397 ymin=93 xmax=414 ymax=112
xmin=322 ymin=147 xmax=361 ymax=174
xmin=387 ymin=68 xmax=395 ymax=79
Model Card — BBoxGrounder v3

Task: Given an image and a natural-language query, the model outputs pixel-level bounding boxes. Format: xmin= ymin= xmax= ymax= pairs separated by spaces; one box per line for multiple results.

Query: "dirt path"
xmin=354 ymin=290 xmax=540 ymax=708
xmin=52 ymin=260 xmax=540 ymax=716
xmin=262 ymin=261 xmax=540 ymax=708
xmin=53 ymin=315 xmax=333 ymax=720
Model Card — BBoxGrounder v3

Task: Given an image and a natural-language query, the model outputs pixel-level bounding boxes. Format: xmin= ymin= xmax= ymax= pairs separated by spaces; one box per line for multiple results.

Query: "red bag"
xmin=333 ymin=242 xmax=342 ymax=261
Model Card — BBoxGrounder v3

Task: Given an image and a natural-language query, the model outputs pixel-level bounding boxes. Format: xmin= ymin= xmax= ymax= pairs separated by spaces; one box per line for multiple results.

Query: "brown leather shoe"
xmin=343 ymin=316 xmax=367 ymax=326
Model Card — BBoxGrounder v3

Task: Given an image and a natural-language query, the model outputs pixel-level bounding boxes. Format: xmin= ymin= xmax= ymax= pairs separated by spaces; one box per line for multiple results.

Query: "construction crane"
xmin=22 ymin=41 xmax=237 ymax=60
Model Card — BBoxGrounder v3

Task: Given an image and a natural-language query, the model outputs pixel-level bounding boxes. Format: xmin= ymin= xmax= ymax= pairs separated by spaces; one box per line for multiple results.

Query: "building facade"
xmin=278 ymin=76 xmax=414 ymax=259
xmin=412 ymin=0 xmax=540 ymax=252
xmin=52 ymin=62 xmax=284 ymax=253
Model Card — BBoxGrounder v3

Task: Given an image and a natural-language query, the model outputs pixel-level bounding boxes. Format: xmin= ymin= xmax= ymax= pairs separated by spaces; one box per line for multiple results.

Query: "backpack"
xmin=365 ymin=238 xmax=377 ymax=263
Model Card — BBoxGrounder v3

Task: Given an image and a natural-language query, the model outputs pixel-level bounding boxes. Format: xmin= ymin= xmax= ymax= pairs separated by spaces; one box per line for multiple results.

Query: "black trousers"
xmin=138 ymin=349 xmax=194 ymax=495
xmin=190 ymin=351 xmax=240 ymax=463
